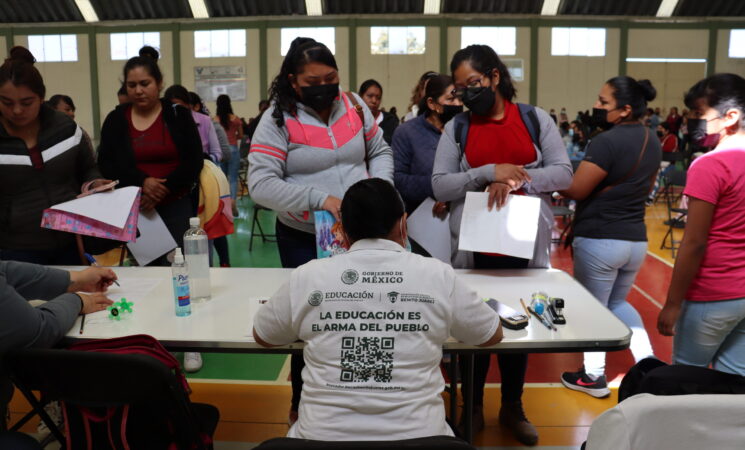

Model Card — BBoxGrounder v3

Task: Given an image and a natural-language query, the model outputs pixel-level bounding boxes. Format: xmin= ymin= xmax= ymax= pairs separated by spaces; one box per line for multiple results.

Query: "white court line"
xmin=632 ymin=284 xmax=663 ymax=309
xmin=646 ymin=250 xmax=674 ymax=267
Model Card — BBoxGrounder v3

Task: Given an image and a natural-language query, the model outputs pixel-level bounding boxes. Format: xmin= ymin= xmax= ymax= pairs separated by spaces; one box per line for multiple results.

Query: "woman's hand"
xmin=140 ymin=193 xmax=158 ymax=211
xmin=494 ymin=164 xmax=531 ymax=189
xmin=322 ymin=196 xmax=343 ymax=221
xmin=657 ymin=302 xmax=682 ymax=336
xmin=486 ymin=182 xmax=513 ymax=210
xmin=69 ymin=267 xmax=118 ymax=293
xmin=143 ymin=177 xmax=169 ymax=202
xmin=432 ymin=201 xmax=449 ymax=219
xmin=77 ymin=292 xmax=115 ymax=315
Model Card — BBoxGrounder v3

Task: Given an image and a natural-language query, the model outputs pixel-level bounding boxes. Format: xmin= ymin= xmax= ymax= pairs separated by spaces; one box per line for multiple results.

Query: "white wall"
xmin=715 ymin=29 xmax=745 ymax=75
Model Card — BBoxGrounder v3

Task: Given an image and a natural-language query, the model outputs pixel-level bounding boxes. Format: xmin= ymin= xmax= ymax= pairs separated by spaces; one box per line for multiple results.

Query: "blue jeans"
xmin=673 ymin=297 xmax=745 ymax=376
xmin=220 ymin=144 xmax=240 ymax=201
xmin=573 ymin=237 xmax=655 ymax=377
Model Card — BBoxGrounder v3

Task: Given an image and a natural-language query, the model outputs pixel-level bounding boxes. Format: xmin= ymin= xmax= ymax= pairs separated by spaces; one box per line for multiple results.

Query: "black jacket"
xmin=0 ymin=105 xmax=100 ymax=251
xmin=379 ymin=111 xmax=399 ymax=146
xmin=97 ymin=99 xmax=203 ymax=195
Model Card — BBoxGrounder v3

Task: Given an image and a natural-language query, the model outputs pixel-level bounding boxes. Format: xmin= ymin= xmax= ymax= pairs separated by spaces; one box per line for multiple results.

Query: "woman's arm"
xmin=163 ymin=104 xmax=204 ymax=193
xmin=559 ymin=160 xmax=608 ymax=201
xmin=248 ymin=109 xmax=330 ymax=212
xmin=352 ymin=92 xmax=393 ymax=183
xmin=431 ymin=120 xmax=496 ymax=202
xmin=523 ymin=108 xmax=574 ymax=194
xmin=393 ymin=126 xmax=432 ymax=208
xmin=657 ymin=196 xmax=715 ymax=336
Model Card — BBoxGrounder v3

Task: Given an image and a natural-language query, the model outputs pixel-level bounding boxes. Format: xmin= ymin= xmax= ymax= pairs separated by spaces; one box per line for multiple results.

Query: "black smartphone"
xmin=485 ymin=298 xmax=529 ymax=330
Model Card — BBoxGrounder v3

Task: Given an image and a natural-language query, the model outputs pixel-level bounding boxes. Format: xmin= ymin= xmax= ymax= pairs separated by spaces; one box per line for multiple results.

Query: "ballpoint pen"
xmin=84 ymin=252 xmax=120 ymax=286
xmin=79 ymin=314 xmax=86 ymax=334
xmin=528 ymin=305 xmax=557 ymax=331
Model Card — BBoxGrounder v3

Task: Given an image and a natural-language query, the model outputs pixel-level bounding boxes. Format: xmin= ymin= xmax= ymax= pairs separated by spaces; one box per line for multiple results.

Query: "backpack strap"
xmin=344 ymin=91 xmax=365 ymax=126
xmin=517 ymin=103 xmax=542 ymax=151
xmin=453 ymin=111 xmax=470 ymax=158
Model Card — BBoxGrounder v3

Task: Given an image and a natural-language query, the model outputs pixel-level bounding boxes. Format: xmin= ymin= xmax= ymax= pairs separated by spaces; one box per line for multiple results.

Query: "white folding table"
xmin=64 ymin=267 xmax=630 ymax=442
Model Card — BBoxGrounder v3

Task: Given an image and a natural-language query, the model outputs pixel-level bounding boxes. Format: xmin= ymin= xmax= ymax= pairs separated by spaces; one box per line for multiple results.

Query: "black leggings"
xmin=464 ymin=253 xmax=530 ymax=406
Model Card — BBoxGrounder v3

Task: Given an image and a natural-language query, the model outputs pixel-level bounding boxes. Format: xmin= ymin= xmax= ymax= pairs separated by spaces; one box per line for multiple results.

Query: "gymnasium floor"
xmin=9 ymin=195 xmax=681 ymax=449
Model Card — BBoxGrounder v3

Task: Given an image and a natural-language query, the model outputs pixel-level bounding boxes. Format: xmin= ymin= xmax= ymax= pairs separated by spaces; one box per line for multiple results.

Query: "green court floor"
xmin=185 ymin=196 xmax=288 ymax=382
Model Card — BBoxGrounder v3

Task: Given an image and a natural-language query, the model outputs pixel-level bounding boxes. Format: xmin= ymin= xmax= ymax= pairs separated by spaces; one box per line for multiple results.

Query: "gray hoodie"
xmin=431 ymin=106 xmax=573 ymax=268
xmin=248 ymin=91 xmax=394 ymax=234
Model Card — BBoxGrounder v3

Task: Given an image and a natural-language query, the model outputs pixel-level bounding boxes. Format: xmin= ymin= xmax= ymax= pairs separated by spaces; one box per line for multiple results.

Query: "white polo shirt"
xmin=254 ymin=238 xmax=500 ymax=441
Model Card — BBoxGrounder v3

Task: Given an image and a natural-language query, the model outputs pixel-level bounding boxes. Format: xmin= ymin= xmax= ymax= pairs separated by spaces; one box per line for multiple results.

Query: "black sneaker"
xmin=561 ymin=369 xmax=611 ymax=398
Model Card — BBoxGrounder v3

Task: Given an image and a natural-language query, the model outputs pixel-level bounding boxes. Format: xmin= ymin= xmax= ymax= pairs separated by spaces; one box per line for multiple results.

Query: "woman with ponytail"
xmin=559 ymin=76 xmax=661 ymax=397
xmin=0 ymin=46 xmax=108 ymax=264
xmin=248 ymin=37 xmax=393 ymax=425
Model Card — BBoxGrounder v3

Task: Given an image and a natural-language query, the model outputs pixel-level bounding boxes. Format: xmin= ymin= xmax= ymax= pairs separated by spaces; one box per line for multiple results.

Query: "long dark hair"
xmin=685 ymin=73 xmax=745 ymax=129
xmin=268 ymin=37 xmax=338 ymax=127
xmin=341 ymin=178 xmax=405 ymax=243
xmin=188 ymin=91 xmax=209 ymax=115
xmin=0 ymin=46 xmax=45 ymax=99
xmin=216 ymin=94 xmax=234 ymax=129
xmin=47 ymin=94 xmax=75 ymax=111
xmin=123 ymin=46 xmax=162 ymax=85
xmin=163 ymin=84 xmax=190 ymax=105
xmin=450 ymin=44 xmax=516 ymax=102
xmin=606 ymin=76 xmax=656 ymax=121
xmin=417 ymin=74 xmax=453 ymax=117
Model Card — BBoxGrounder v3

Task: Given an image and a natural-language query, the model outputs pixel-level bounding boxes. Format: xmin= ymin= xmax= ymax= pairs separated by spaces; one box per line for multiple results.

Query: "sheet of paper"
xmin=406 ymin=197 xmax=451 ymax=263
xmin=81 ymin=278 xmax=163 ymax=326
xmin=458 ymin=192 xmax=541 ymax=259
xmin=50 ymin=186 xmax=140 ymax=229
xmin=127 ymin=209 xmax=177 ymax=266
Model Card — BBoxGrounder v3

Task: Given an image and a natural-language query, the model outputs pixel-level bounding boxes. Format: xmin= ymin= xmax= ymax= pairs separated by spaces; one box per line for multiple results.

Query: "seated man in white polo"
xmin=253 ymin=178 xmax=502 ymax=441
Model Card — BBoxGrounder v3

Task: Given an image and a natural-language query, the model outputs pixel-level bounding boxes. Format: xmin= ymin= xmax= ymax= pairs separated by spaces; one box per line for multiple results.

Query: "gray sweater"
xmin=248 ymin=92 xmax=394 ymax=234
xmin=0 ymin=261 xmax=81 ymax=354
xmin=431 ymin=106 xmax=573 ymax=268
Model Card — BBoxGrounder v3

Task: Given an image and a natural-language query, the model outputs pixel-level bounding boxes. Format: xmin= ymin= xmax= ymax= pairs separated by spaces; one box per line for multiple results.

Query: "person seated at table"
xmin=252 ymin=178 xmax=502 ymax=441
xmin=0 ymin=262 xmax=116 ymax=430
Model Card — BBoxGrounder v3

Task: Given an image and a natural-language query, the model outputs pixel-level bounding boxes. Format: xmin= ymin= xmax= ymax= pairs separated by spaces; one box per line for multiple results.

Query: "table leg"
xmin=462 ymin=352 xmax=474 ymax=443
xmin=447 ymin=352 xmax=457 ymax=423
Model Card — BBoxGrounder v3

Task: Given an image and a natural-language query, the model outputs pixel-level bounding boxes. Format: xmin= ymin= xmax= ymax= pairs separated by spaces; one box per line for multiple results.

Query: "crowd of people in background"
xmin=1 ymin=35 xmax=744 ymax=447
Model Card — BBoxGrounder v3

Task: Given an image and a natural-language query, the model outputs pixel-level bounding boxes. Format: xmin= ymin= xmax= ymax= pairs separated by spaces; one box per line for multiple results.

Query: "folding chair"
xmin=254 ymin=435 xmax=476 ymax=450
xmin=5 ymin=348 xmax=219 ymax=450
xmin=250 ymin=203 xmax=276 ymax=250
xmin=660 ymin=168 xmax=687 ymax=258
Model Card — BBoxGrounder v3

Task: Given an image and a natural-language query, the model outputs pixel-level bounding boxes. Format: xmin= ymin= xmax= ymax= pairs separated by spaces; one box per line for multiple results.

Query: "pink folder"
xmin=40 ymin=191 xmax=141 ymax=242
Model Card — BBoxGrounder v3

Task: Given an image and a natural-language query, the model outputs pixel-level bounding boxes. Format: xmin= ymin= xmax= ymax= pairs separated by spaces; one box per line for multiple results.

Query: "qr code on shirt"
xmin=340 ymin=336 xmax=394 ymax=383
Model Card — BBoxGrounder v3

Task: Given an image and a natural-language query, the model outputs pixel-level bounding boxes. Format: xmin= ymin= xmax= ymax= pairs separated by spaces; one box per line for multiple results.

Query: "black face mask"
xmin=656 ymin=131 xmax=664 ymax=138
xmin=438 ymin=104 xmax=464 ymax=124
xmin=461 ymin=86 xmax=495 ymax=116
xmin=687 ymin=118 xmax=721 ymax=148
xmin=300 ymin=83 xmax=339 ymax=112
xmin=591 ymin=107 xmax=608 ymax=125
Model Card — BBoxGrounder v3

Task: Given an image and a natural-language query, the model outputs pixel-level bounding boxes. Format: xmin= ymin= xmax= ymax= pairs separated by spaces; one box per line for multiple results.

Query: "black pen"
xmin=79 ymin=314 xmax=86 ymax=335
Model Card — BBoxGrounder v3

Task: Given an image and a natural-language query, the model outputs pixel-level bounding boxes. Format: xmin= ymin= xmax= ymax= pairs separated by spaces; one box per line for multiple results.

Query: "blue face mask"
xmin=568 ymin=129 xmax=575 ymax=137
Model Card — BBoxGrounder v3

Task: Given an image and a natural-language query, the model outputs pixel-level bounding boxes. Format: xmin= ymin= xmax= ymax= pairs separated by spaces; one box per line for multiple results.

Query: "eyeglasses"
xmin=453 ymin=76 xmax=488 ymax=99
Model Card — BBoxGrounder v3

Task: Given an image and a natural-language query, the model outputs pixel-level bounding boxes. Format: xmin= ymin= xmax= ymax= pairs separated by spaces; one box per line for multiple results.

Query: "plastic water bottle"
xmin=184 ymin=217 xmax=211 ymax=302
xmin=171 ymin=248 xmax=191 ymax=317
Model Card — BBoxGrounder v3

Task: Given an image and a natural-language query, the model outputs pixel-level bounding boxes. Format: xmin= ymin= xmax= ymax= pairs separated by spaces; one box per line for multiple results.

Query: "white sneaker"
xmin=184 ymin=352 xmax=203 ymax=372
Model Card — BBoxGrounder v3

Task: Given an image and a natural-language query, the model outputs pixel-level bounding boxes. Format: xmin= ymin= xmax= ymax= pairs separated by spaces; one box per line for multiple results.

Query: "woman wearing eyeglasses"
xmin=432 ymin=45 xmax=572 ymax=445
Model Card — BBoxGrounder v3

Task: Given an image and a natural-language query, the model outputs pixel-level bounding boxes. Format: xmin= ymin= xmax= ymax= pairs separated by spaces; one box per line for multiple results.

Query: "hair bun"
xmin=638 ymin=79 xmax=657 ymax=102
xmin=7 ymin=46 xmax=36 ymax=65
xmin=139 ymin=46 xmax=159 ymax=61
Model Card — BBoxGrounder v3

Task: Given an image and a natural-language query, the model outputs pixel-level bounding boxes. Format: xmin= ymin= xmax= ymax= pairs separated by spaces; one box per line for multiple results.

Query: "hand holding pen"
xmin=83 ymin=253 xmax=120 ymax=287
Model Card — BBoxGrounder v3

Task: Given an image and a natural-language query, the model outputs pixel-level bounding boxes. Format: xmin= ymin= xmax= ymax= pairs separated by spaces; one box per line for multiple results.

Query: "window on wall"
xmin=461 ymin=27 xmax=516 ymax=56
xmin=729 ymin=29 xmax=745 ymax=58
xmin=551 ymin=27 xmax=606 ymax=57
xmin=370 ymin=27 xmax=426 ymax=55
xmin=194 ymin=29 xmax=246 ymax=58
xmin=27 ymin=34 xmax=78 ymax=62
xmin=281 ymin=27 xmax=335 ymax=55
xmin=110 ymin=32 xmax=161 ymax=60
